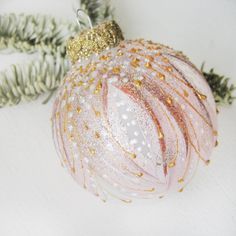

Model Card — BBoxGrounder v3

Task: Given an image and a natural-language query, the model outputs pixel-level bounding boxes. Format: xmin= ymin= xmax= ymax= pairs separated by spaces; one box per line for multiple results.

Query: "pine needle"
xmin=201 ymin=64 xmax=235 ymax=106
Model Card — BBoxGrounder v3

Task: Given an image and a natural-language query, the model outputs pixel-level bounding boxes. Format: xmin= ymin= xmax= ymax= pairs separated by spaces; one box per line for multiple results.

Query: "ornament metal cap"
xmin=67 ymin=10 xmax=124 ymax=63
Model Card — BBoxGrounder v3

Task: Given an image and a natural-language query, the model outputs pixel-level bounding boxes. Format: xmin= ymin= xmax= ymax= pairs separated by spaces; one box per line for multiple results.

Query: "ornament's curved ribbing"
xmin=52 ymin=39 xmax=217 ymax=202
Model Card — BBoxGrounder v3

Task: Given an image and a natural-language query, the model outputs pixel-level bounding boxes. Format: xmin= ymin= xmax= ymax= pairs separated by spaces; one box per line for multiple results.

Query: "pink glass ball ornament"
xmin=52 ymin=23 xmax=218 ymax=203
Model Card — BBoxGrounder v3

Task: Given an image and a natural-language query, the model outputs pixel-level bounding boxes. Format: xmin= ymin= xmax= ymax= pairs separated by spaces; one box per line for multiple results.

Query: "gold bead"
xmin=69 ymin=133 xmax=74 ymax=140
xmin=95 ymin=132 xmax=100 ymax=139
xmin=89 ymin=148 xmax=96 ymax=155
xmin=168 ymin=161 xmax=176 ymax=168
xmin=166 ymin=97 xmax=173 ymax=105
xmin=145 ymin=62 xmax=152 ymax=69
xmin=77 ymin=81 xmax=84 ymax=87
xmin=99 ymin=55 xmax=110 ymax=61
xmin=178 ymin=188 xmax=184 ymax=193
xmin=162 ymin=57 xmax=169 ymax=63
xmin=134 ymin=80 xmax=142 ymax=88
xmin=136 ymin=172 xmax=143 ymax=177
xmin=77 ymin=107 xmax=82 ymax=114
xmin=146 ymin=55 xmax=154 ymax=62
xmin=101 ymin=68 xmax=108 ymax=74
xmin=122 ymin=199 xmax=132 ymax=204
xmin=88 ymin=78 xmax=95 ymax=85
xmin=165 ymin=66 xmax=173 ymax=72
xmin=131 ymin=153 xmax=137 ymax=159
xmin=66 ymin=104 xmax=72 ymax=111
xmin=79 ymin=66 xmax=83 ymax=74
xmin=183 ymin=90 xmax=189 ymax=97
xmin=196 ymin=92 xmax=207 ymax=100
xmin=158 ymin=130 xmax=164 ymax=139
xmin=94 ymin=110 xmax=101 ymax=117
xmin=112 ymin=67 xmax=121 ymax=74
xmin=145 ymin=187 xmax=155 ymax=192
xmin=94 ymin=81 xmax=102 ymax=94
xmin=117 ymin=51 xmax=124 ymax=56
xmin=155 ymin=52 xmax=162 ymax=57
xmin=157 ymin=72 xmax=165 ymax=80
xmin=130 ymin=48 xmax=138 ymax=53
xmin=131 ymin=58 xmax=140 ymax=68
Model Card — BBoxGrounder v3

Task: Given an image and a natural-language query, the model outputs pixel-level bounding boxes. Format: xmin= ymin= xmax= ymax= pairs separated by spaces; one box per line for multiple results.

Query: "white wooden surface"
xmin=0 ymin=0 xmax=236 ymax=235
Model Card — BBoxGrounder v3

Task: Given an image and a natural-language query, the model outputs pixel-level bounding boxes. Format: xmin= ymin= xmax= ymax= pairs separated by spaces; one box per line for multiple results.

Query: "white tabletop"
xmin=0 ymin=0 xmax=236 ymax=235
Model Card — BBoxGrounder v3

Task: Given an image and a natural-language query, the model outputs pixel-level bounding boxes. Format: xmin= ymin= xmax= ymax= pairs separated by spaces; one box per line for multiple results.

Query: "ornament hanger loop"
xmin=76 ymin=9 xmax=93 ymax=30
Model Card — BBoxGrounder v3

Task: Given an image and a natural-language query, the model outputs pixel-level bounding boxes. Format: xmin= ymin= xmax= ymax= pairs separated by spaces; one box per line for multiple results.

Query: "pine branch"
xmin=0 ymin=13 xmax=77 ymax=55
xmin=80 ymin=0 xmax=113 ymax=25
xmin=201 ymin=64 xmax=236 ymax=106
xmin=0 ymin=52 xmax=69 ymax=107
xmin=0 ymin=0 xmax=113 ymax=108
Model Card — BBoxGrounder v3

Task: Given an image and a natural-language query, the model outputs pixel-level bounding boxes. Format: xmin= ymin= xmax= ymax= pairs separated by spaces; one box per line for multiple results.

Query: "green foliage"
xmin=0 ymin=53 xmax=69 ymax=107
xmin=0 ymin=13 xmax=76 ymax=54
xmin=80 ymin=0 xmax=113 ymax=25
xmin=0 ymin=0 xmax=113 ymax=108
xmin=202 ymin=65 xmax=235 ymax=106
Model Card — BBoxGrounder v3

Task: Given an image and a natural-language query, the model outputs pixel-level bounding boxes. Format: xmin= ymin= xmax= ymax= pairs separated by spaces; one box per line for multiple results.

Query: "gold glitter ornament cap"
xmin=67 ymin=20 xmax=124 ymax=63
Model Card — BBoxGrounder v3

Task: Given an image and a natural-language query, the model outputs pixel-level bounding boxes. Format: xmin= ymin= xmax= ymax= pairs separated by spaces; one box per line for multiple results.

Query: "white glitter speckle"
xmin=122 ymin=114 xmax=128 ymax=120
xmin=130 ymin=139 xmax=137 ymax=145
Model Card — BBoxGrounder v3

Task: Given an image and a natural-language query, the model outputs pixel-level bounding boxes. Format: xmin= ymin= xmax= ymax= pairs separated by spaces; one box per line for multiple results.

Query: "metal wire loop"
xmin=76 ymin=9 xmax=93 ymax=30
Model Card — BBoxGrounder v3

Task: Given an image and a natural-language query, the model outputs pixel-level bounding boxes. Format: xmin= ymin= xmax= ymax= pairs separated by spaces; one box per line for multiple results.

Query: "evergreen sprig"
xmin=0 ymin=13 xmax=77 ymax=54
xmin=0 ymin=0 xmax=113 ymax=108
xmin=0 ymin=53 xmax=69 ymax=107
xmin=202 ymin=64 xmax=235 ymax=106
xmin=80 ymin=0 xmax=113 ymax=25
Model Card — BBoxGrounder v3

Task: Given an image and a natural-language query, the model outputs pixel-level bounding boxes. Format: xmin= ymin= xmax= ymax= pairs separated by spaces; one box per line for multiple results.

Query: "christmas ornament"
xmin=52 ymin=11 xmax=218 ymax=202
